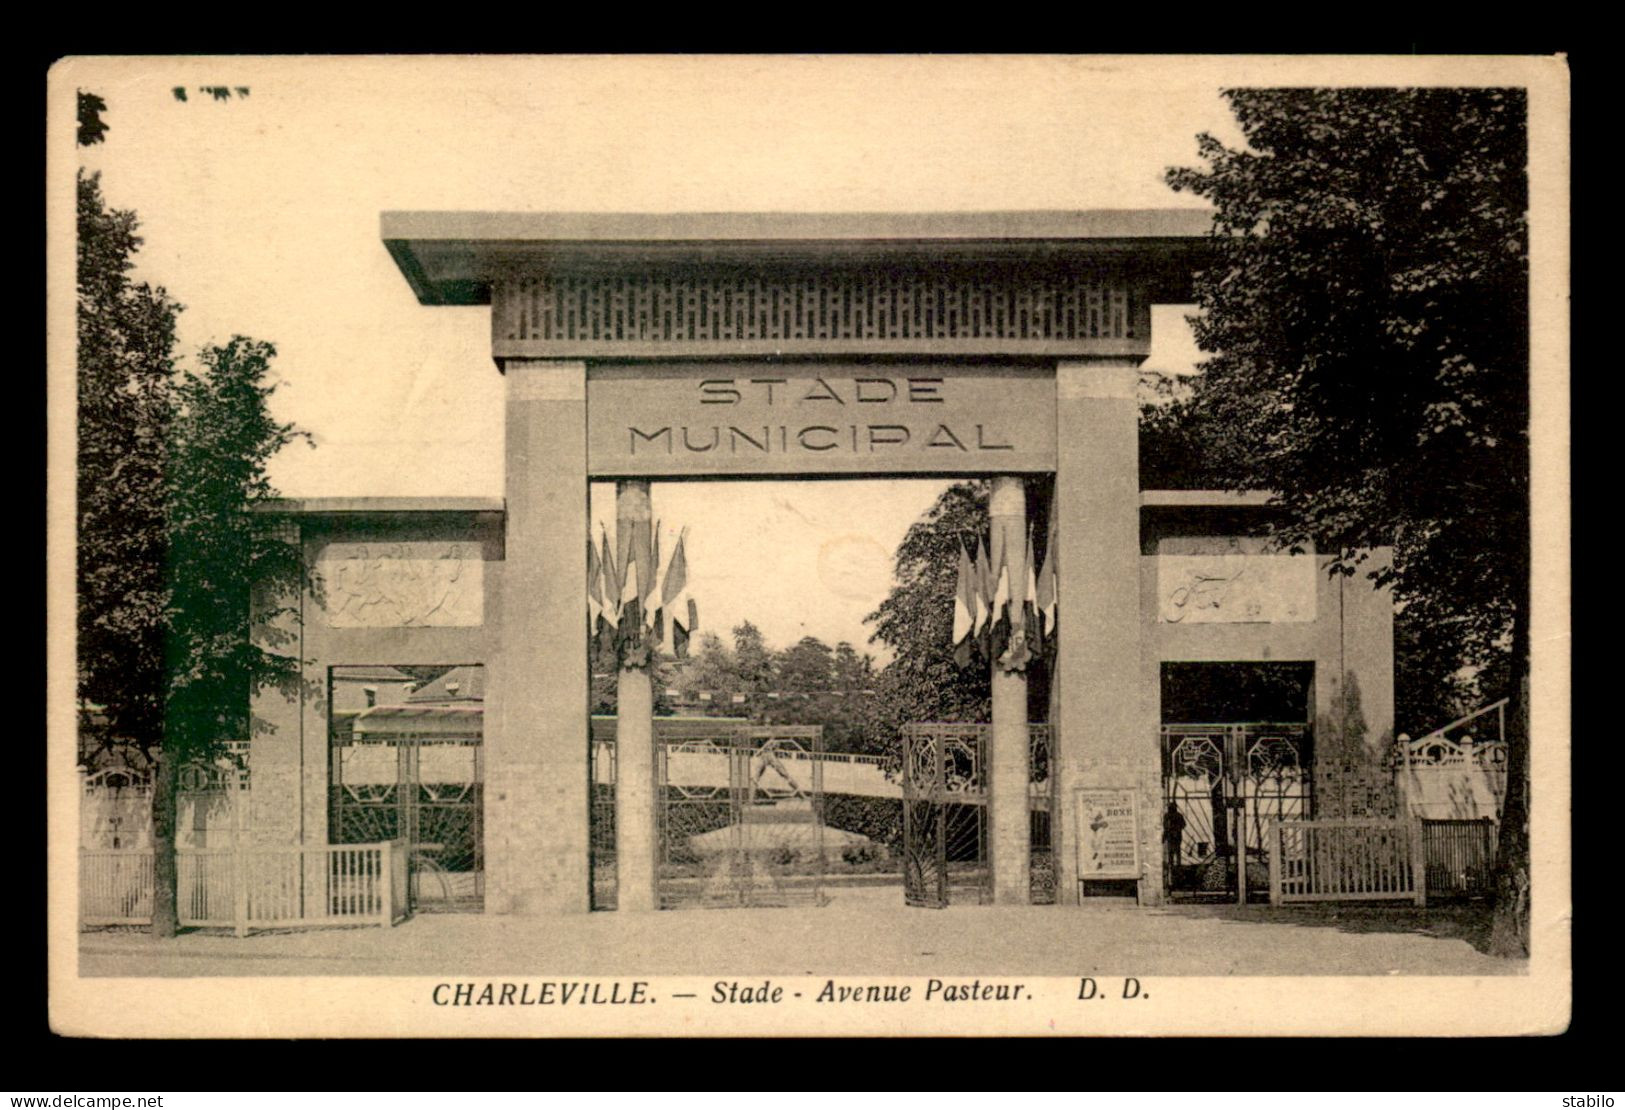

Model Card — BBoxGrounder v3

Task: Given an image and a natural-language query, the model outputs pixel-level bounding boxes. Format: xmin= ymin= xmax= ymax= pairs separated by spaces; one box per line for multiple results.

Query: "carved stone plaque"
xmin=314 ymin=542 xmax=484 ymax=627
xmin=1156 ymin=536 xmax=1315 ymax=624
xmin=586 ymin=363 xmax=1056 ymax=477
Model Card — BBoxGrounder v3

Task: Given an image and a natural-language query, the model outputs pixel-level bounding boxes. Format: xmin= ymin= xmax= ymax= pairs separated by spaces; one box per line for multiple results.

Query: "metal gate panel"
xmin=902 ymin=723 xmax=989 ymax=908
xmin=1029 ymin=723 xmax=1057 ymax=904
xmin=331 ymin=735 xmax=484 ymax=913
xmin=1162 ymin=722 xmax=1310 ymax=899
xmin=657 ymin=726 xmax=826 ymax=909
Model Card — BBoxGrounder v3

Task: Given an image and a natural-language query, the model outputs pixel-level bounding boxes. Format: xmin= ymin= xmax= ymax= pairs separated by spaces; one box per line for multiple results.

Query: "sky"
xmin=62 ymin=55 xmax=1248 ymax=657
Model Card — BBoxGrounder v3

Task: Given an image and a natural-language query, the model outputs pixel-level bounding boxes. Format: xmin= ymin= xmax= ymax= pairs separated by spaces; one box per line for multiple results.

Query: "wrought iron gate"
xmin=657 ymin=726 xmax=826 ymax=909
xmin=902 ymin=723 xmax=990 ymax=908
xmin=1161 ymin=722 xmax=1310 ymax=899
xmin=331 ymin=734 xmax=484 ymax=912
xmin=1029 ymin=723 xmax=1057 ymax=904
xmin=589 ymin=732 xmax=618 ymax=910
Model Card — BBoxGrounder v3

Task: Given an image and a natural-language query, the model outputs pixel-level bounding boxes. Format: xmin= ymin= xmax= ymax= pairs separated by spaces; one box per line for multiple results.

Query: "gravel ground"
xmin=78 ymin=892 xmax=1519 ymax=978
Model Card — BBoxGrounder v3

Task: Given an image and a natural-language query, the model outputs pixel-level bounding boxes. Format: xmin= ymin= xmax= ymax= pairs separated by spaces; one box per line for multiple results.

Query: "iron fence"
xmin=1420 ymin=817 xmax=1497 ymax=898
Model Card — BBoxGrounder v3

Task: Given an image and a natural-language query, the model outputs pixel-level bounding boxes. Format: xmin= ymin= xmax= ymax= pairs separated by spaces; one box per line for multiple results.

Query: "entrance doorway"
xmin=585 ymin=477 xmax=1054 ymax=910
xmin=328 ymin=665 xmax=486 ymax=912
xmin=1160 ymin=662 xmax=1313 ymax=901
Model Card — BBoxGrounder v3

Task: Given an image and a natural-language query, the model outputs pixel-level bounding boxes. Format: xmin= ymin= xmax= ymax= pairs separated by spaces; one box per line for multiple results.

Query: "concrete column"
xmin=989 ymin=475 xmax=1030 ymax=904
xmin=1340 ymin=551 xmax=1396 ymax=751
xmin=614 ymin=480 xmax=659 ymax=912
xmin=1053 ymin=358 xmax=1160 ymax=905
xmin=247 ymin=522 xmax=304 ymax=849
xmin=487 ymin=359 xmax=589 ymax=914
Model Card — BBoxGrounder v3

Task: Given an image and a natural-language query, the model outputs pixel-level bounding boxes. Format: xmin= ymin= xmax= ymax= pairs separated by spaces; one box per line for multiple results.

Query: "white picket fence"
xmin=80 ymin=841 xmax=410 ymax=934
xmin=1268 ymin=819 xmax=1426 ymax=906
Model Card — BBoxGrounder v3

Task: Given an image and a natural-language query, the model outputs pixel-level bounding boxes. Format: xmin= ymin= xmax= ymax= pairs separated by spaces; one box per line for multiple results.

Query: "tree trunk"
xmin=1487 ymin=603 xmax=1531 ymax=958
xmin=150 ymin=750 xmax=179 ymax=938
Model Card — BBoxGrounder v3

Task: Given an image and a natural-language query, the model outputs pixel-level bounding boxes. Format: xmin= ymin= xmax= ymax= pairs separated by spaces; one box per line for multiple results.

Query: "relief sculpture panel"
xmin=1156 ymin=536 xmax=1315 ymax=624
xmin=314 ymin=542 xmax=484 ymax=627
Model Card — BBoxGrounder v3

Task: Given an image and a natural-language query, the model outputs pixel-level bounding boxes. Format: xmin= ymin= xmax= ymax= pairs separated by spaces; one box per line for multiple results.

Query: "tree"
xmin=76 ymin=169 xmax=176 ymax=769
xmin=77 ymin=91 xmax=108 ymax=147
xmin=150 ymin=339 xmax=309 ymax=936
xmin=731 ymin=621 xmax=774 ymax=694
xmin=778 ymin=636 xmax=835 ymax=693
xmin=863 ymin=482 xmax=994 ymax=767
xmin=76 ymin=99 xmax=311 ymax=935
xmin=675 ymin=631 xmax=739 ymax=711
xmin=1164 ymin=88 xmax=1531 ymax=955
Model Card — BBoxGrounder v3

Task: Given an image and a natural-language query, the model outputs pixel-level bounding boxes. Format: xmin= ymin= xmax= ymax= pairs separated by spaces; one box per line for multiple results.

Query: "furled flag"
xmin=989 ymin=528 xmax=1012 ymax=660
xmin=616 ymin=521 xmax=642 ymax=645
xmin=598 ymin=528 xmax=621 ymax=651
xmin=642 ymin=520 xmax=662 ymax=633
xmin=998 ymin=529 xmax=1034 ymax=672
xmin=1036 ymin=515 xmax=1057 ymax=649
xmin=587 ymin=536 xmax=603 ymax=639
xmin=660 ymin=527 xmax=696 ymax=657
xmin=973 ymin=535 xmax=994 ymax=640
xmin=952 ymin=543 xmax=978 ymax=668
xmin=968 ymin=536 xmax=994 ymax=663
xmin=1024 ymin=529 xmax=1041 ymax=656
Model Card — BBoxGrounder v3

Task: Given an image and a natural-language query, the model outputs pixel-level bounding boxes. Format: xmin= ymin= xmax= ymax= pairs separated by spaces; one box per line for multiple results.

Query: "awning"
xmin=349 ymin=705 xmax=484 ymax=742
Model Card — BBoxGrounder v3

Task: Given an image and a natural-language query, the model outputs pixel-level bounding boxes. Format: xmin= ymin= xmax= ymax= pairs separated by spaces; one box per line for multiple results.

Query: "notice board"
xmin=1074 ymin=788 xmax=1141 ymax=880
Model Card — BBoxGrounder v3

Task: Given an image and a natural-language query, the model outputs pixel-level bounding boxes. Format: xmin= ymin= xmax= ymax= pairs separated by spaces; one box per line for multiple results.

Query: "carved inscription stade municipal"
xmin=587 ymin=369 xmax=1056 ymax=476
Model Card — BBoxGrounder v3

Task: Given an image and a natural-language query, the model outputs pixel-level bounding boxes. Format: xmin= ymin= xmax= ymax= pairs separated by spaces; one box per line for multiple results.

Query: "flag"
xmin=1036 ymin=516 xmax=1058 ymax=648
xmin=660 ymin=528 xmax=694 ymax=657
xmin=598 ymin=529 xmax=621 ymax=651
xmin=998 ymin=530 xmax=1034 ymax=672
xmin=587 ymin=536 xmax=603 ymax=638
xmin=981 ymin=533 xmax=1007 ymax=663
xmin=973 ymin=536 xmax=993 ymax=637
xmin=1024 ymin=530 xmax=1040 ymax=655
xmin=989 ymin=528 xmax=1011 ymax=635
xmin=617 ymin=521 xmax=642 ymax=642
xmin=973 ymin=535 xmax=995 ymax=662
xmin=640 ymin=520 xmax=661 ymax=632
xmin=952 ymin=543 xmax=976 ymax=668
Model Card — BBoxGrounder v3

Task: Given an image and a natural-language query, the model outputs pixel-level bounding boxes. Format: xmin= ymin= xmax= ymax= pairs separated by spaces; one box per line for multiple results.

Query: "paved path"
xmin=79 ymin=895 xmax=1519 ymax=978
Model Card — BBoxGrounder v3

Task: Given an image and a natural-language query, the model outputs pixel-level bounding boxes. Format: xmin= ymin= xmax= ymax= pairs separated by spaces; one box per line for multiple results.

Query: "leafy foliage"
xmin=1164 ymin=88 xmax=1531 ymax=953
xmin=76 ymin=171 xmax=177 ymax=753
xmin=665 ymin=622 xmax=878 ymax=752
xmin=1163 ymin=88 xmax=1528 ymax=733
xmin=163 ymin=338 xmax=309 ymax=761
xmin=76 ymin=91 xmax=108 ymax=146
xmin=862 ymin=482 xmax=994 ymax=764
xmin=78 ymin=157 xmax=308 ymax=935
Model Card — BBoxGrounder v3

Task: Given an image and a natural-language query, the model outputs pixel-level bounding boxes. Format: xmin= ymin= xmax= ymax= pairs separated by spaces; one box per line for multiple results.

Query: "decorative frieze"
xmin=1156 ymin=537 xmax=1316 ymax=624
xmin=313 ymin=541 xmax=484 ymax=628
xmin=494 ymin=270 xmax=1147 ymax=357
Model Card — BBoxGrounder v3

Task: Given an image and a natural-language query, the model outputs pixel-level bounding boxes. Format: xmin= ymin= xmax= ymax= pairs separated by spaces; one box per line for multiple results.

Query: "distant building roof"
xmin=332 ymin=665 xmax=419 ymax=683
xmin=407 ymin=665 xmax=486 ymax=704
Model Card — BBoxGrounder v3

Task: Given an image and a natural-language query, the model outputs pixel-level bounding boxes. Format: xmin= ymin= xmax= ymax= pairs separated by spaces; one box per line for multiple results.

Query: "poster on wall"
xmin=1074 ymin=788 xmax=1141 ymax=880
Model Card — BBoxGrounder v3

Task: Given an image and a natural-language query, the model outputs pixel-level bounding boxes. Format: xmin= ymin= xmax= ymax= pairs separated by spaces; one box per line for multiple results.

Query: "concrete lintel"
xmin=383 ymin=208 xmax=1215 ymax=306
xmin=1056 ymin=360 xmax=1145 ymax=399
xmin=383 ymin=208 xmax=1213 ymax=248
xmin=255 ymin=497 xmax=505 ymax=516
xmin=1140 ymin=490 xmax=1279 ymax=508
